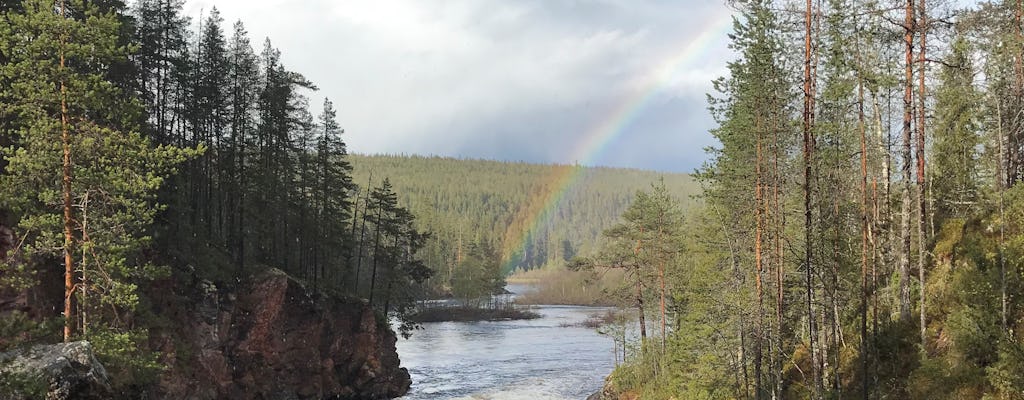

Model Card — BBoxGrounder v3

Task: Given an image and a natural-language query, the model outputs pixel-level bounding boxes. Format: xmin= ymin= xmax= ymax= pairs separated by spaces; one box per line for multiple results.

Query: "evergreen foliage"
xmin=3 ymin=0 xmax=1024 ymax=398
xmin=603 ymin=1 xmax=1024 ymax=399
xmin=349 ymin=154 xmax=698 ymax=295
xmin=0 ymin=0 xmax=428 ymax=387
xmin=0 ymin=0 xmax=195 ymax=383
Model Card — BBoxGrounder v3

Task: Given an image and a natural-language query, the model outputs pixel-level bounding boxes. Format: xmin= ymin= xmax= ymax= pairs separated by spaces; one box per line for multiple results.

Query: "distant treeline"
xmin=348 ymin=154 xmax=699 ymax=292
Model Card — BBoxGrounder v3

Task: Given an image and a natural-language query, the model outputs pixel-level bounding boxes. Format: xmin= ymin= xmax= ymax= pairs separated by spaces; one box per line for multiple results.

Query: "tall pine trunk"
xmin=755 ymin=115 xmax=765 ymax=400
xmin=59 ymin=0 xmax=75 ymax=343
xmin=803 ymin=0 xmax=822 ymax=396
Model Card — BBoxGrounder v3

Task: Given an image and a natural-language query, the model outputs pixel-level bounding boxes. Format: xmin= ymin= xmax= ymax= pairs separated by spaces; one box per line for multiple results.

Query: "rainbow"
xmin=502 ymin=12 xmax=734 ymax=272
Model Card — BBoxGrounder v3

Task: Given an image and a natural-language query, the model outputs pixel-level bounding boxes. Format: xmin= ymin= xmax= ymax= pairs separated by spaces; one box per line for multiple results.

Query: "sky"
xmin=180 ymin=0 xmax=735 ymax=173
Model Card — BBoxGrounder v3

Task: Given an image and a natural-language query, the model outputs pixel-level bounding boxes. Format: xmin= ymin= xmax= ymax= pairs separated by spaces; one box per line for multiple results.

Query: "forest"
xmin=0 ymin=0 xmax=693 ymax=390
xmin=348 ymin=154 xmax=696 ymax=297
xmin=2 ymin=0 xmax=1024 ymax=398
xmin=594 ymin=0 xmax=1024 ymax=399
xmin=0 ymin=0 xmax=440 ymax=384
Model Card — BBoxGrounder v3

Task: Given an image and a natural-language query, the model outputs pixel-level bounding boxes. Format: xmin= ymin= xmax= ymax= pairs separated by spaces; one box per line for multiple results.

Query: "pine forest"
xmin=1 ymin=0 xmax=1024 ymax=399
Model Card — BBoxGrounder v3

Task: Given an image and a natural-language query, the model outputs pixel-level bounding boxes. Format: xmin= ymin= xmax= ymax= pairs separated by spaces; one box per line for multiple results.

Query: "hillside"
xmin=349 ymin=155 xmax=700 ymax=279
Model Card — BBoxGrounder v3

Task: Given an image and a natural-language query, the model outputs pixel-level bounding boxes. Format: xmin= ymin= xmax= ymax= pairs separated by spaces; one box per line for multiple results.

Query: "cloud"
xmin=181 ymin=0 xmax=733 ymax=172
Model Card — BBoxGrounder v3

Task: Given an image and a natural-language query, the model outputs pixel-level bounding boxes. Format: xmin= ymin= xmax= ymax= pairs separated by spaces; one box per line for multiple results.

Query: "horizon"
xmin=348 ymin=152 xmax=699 ymax=175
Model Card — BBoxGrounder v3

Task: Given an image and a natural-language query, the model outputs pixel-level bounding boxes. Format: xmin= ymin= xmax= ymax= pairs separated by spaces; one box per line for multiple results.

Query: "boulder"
xmin=0 ymin=341 xmax=112 ymax=400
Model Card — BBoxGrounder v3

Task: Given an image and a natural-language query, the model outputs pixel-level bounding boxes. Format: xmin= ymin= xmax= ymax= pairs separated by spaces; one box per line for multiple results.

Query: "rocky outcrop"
xmin=151 ymin=268 xmax=410 ymax=400
xmin=0 ymin=341 xmax=113 ymax=400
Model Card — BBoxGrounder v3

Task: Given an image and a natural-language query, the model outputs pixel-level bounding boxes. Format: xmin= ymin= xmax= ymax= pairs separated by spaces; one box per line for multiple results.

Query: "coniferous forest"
xmin=0 ymin=0 xmax=436 ymax=386
xmin=596 ymin=0 xmax=1024 ymax=398
xmin=0 ymin=0 xmax=694 ymax=391
xmin=349 ymin=154 xmax=696 ymax=290
xmin=1 ymin=0 xmax=1024 ymax=399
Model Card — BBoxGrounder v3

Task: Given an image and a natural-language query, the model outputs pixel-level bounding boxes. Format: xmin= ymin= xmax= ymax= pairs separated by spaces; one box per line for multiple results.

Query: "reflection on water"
xmin=396 ymin=298 xmax=615 ymax=400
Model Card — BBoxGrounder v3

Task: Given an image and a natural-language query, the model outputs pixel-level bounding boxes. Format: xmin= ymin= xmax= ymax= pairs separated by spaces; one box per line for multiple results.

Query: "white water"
xmin=396 ymin=288 xmax=615 ymax=400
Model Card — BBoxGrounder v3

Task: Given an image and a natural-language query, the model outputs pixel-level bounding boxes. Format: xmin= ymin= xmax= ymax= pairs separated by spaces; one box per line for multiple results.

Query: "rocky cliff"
xmin=149 ymin=267 xmax=410 ymax=399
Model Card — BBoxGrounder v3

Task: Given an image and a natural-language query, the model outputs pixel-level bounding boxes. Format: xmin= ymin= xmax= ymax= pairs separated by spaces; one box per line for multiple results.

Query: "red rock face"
xmin=153 ymin=268 xmax=411 ymax=400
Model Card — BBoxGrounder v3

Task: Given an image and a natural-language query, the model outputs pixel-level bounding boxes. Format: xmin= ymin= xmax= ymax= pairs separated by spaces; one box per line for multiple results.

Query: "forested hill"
xmin=349 ymin=154 xmax=699 ymax=275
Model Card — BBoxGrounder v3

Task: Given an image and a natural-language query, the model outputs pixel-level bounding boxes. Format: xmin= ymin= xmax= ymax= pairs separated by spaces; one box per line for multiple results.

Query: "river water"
xmin=396 ymin=287 xmax=615 ymax=400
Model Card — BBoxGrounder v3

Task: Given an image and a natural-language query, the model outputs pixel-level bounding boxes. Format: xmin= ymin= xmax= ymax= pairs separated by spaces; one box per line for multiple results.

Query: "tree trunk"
xmin=237 ymin=118 xmax=246 ymax=279
xmin=80 ymin=193 xmax=88 ymax=338
xmin=636 ymin=275 xmax=647 ymax=343
xmin=659 ymin=261 xmax=666 ymax=353
xmin=369 ymin=194 xmax=384 ymax=304
xmin=773 ymin=119 xmax=785 ymax=400
xmin=755 ymin=115 xmax=765 ymax=400
xmin=803 ymin=0 xmax=822 ymax=396
xmin=917 ymin=0 xmax=929 ymax=345
xmin=998 ymin=102 xmax=1008 ymax=332
xmin=354 ymin=177 xmax=372 ymax=294
xmin=899 ymin=0 xmax=915 ymax=324
xmin=858 ymin=55 xmax=870 ymax=400
xmin=1012 ymin=0 xmax=1024 ymax=186
xmin=59 ymin=0 xmax=75 ymax=343
xmin=633 ymin=232 xmax=647 ymax=343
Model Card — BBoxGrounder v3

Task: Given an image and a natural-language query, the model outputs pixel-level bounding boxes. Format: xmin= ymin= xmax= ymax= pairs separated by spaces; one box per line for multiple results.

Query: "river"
xmin=396 ymin=286 xmax=616 ymax=400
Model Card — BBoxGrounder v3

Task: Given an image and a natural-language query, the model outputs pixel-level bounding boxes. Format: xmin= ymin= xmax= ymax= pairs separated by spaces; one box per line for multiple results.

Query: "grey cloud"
xmin=182 ymin=0 xmax=732 ymax=172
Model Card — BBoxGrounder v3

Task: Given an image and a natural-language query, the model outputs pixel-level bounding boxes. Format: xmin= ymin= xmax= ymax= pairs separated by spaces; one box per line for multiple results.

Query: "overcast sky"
xmin=180 ymin=0 xmax=734 ymax=173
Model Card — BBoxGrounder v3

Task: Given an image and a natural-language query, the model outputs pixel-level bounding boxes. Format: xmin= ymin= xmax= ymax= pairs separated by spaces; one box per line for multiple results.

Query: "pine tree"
xmin=366 ymin=179 xmax=399 ymax=303
xmin=131 ymin=0 xmax=189 ymax=144
xmin=0 ymin=0 xmax=194 ymax=343
xmin=633 ymin=181 xmax=683 ymax=353
xmin=226 ymin=20 xmax=259 ymax=277
xmin=315 ymin=98 xmax=355 ymax=288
